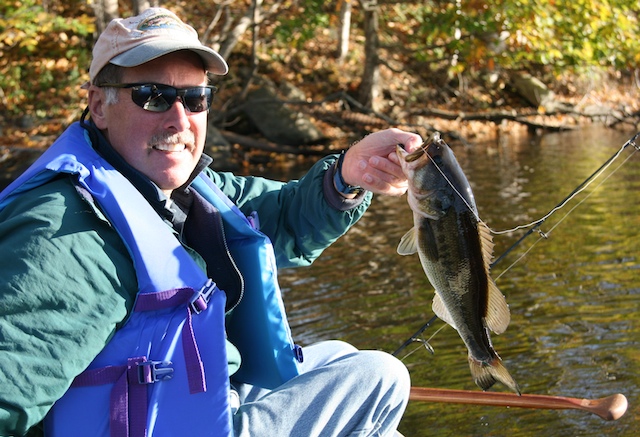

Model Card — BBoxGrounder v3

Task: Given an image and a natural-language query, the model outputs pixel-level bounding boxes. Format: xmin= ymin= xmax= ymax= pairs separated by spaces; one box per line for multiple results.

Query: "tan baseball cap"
xmin=89 ymin=8 xmax=228 ymax=82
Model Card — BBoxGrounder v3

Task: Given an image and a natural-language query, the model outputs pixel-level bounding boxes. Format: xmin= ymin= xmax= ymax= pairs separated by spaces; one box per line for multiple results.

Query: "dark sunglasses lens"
xmin=130 ymin=85 xmax=212 ymax=113
xmin=131 ymin=85 xmax=174 ymax=112
xmin=182 ymin=87 xmax=212 ymax=113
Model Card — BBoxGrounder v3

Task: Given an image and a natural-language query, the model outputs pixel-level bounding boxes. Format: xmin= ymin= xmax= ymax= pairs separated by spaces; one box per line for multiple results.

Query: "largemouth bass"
xmin=396 ymin=133 xmax=520 ymax=394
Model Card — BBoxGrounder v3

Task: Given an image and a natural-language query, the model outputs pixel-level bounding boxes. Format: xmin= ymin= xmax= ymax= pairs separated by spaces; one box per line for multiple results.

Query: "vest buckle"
xmin=138 ymin=360 xmax=174 ymax=384
xmin=189 ymin=279 xmax=217 ymax=314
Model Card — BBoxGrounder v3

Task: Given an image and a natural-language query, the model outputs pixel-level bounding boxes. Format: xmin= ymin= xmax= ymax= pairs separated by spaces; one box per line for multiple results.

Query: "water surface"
xmin=262 ymin=126 xmax=640 ymax=436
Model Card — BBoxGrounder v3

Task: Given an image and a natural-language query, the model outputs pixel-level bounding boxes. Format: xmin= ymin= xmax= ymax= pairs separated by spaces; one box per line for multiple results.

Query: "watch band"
xmin=333 ymin=150 xmax=364 ymax=195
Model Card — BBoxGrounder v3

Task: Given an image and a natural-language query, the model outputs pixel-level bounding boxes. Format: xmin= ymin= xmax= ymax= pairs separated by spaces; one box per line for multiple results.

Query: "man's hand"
xmin=340 ymin=128 xmax=423 ymax=196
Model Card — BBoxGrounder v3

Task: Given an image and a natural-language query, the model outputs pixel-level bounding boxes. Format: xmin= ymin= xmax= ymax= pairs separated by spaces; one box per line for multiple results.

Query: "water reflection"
xmin=263 ymin=126 xmax=640 ymax=436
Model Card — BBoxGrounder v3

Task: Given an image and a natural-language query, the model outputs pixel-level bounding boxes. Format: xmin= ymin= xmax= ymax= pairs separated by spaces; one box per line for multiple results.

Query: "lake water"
xmin=262 ymin=126 xmax=639 ymax=436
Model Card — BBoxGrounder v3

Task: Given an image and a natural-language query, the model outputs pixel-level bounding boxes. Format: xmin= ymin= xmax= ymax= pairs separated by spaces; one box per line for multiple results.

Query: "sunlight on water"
xmin=274 ymin=126 xmax=639 ymax=436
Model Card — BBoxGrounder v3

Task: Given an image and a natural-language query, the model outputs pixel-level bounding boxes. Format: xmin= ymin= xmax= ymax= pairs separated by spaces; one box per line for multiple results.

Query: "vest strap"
xmin=67 ymin=284 xmax=218 ymax=436
xmin=183 ymin=307 xmax=206 ymax=393
xmin=133 ymin=283 xmax=218 ymax=394
xmin=70 ymin=357 xmax=149 ymax=437
xmin=109 ymin=357 xmax=148 ymax=437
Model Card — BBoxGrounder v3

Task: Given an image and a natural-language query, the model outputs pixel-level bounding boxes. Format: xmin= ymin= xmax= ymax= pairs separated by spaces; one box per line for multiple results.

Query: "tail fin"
xmin=469 ymin=356 xmax=521 ymax=395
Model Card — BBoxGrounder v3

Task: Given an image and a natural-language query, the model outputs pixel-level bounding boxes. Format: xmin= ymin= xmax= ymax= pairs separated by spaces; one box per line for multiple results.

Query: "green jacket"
xmin=0 ymin=131 xmax=372 ymax=436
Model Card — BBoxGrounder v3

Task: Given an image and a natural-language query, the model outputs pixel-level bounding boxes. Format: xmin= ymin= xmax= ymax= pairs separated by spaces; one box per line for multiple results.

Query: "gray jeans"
xmin=232 ymin=340 xmax=410 ymax=437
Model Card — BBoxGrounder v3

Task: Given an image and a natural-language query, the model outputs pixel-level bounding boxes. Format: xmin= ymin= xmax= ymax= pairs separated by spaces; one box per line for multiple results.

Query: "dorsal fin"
xmin=479 ymin=221 xmax=495 ymax=262
xmin=479 ymin=221 xmax=510 ymax=334
xmin=397 ymin=227 xmax=418 ymax=255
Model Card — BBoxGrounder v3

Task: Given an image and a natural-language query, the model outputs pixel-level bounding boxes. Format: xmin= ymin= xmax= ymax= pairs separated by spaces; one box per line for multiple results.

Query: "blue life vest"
xmin=0 ymin=123 xmax=302 ymax=436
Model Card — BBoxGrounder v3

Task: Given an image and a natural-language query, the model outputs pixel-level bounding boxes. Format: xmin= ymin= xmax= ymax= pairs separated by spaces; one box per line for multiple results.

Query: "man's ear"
xmin=88 ymin=87 xmax=108 ymax=129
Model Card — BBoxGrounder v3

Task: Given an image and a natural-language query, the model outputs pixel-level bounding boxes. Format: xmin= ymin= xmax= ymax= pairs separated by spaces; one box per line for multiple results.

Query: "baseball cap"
xmin=89 ymin=8 xmax=228 ymax=82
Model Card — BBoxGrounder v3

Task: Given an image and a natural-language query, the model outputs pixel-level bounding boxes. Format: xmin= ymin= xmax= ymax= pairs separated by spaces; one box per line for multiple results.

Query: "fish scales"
xmin=396 ymin=133 xmax=520 ymax=394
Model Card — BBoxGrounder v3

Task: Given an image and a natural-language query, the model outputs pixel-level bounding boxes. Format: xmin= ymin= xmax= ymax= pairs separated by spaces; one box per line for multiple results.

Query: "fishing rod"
xmin=392 ymin=315 xmax=437 ymax=356
xmin=491 ymin=131 xmax=640 ymax=267
xmin=393 ymin=131 xmax=640 ymax=358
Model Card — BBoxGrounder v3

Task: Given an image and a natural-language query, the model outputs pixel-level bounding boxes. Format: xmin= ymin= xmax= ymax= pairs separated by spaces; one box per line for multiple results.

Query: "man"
xmin=0 ymin=8 xmax=422 ymax=436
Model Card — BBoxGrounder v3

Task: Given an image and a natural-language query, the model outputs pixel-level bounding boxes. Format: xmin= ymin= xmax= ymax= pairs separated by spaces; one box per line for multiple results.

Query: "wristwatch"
xmin=333 ymin=150 xmax=364 ymax=196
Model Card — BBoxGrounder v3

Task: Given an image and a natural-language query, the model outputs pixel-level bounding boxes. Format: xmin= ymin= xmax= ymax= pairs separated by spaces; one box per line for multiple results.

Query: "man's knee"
xmin=351 ymin=350 xmax=411 ymax=397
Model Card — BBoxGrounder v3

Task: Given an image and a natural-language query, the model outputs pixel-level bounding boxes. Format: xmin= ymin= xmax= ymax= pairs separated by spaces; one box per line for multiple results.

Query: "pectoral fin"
xmin=397 ymin=227 xmax=418 ymax=255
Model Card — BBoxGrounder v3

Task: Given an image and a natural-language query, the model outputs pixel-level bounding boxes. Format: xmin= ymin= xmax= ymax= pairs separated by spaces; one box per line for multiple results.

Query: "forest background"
xmin=1 ymin=0 xmax=639 ymax=170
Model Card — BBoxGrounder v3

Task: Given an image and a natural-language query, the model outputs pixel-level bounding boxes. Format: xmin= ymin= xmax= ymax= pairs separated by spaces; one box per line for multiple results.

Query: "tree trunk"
xmin=357 ymin=0 xmax=381 ymax=111
xmin=92 ymin=0 xmax=119 ymax=36
xmin=218 ymin=10 xmax=255 ymax=60
xmin=216 ymin=0 xmax=285 ymax=62
xmin=337 ymin=0 xmax=352 ymax=63
xmin=133 ymin=0 xmax=159 ymax=15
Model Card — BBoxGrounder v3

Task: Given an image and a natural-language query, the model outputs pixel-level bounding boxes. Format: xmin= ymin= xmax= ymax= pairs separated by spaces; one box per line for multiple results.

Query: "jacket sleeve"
xmin=0 ymin=178 xmax=137 ymax=436
xmin=205 ymin=155 xmax=373 ymax=268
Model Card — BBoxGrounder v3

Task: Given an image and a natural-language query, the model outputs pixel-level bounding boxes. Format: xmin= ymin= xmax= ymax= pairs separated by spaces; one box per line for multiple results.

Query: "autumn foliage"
xmin=1 ymin=0 xmax=639 ymax=149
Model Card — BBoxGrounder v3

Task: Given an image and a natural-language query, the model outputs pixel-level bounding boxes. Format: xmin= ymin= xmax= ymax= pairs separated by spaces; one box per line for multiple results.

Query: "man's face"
xmin=90 ymin=51 xmax=209 ymax=196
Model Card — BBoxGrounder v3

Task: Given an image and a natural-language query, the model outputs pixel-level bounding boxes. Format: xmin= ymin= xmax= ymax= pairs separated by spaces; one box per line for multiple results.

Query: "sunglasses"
xmin=100 ymin=83 xmax=217 ymax=113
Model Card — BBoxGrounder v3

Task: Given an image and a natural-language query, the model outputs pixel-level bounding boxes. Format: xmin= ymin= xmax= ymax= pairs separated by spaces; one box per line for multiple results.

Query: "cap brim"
xmin=110 ymin=40 xmax=228 ymax=75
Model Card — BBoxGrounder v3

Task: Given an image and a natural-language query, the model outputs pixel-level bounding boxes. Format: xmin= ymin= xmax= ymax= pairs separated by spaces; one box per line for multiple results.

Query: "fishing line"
xmin=491 ymin=132 xmax=639 ymax=237
xmin=398 ymin=324 xmax=447 ymax=362
xmin=494 ymin=145 xmax=638 ymax=280
xmin=392 ymin=314 xmax=438 ymax=357
xmin=425 ymin=132 xmax=639 ymax=244
xmin=394 ymin=131 xmax=639 ymax=356
xmin=491 ymin=131 xmax=639 ymax=267
xmin=421 ymin=136 xmax=484 ymax=225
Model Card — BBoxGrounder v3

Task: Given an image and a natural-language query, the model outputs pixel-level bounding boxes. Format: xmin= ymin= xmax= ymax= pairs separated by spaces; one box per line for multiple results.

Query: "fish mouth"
xmin=399 ymin=132 xmax=446 ymax=163
xmin=397 ymin=143 xmax=428 ymax=163
xmin=405 ymin=146 xmax=427 ymax=163
xmin=424 ymin=134 xmax=448 ymax=159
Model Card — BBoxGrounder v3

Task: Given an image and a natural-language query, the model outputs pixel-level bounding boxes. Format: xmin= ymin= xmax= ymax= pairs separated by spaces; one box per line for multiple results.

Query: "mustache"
xmin=149 ymin=131 xmax=195 ymax=148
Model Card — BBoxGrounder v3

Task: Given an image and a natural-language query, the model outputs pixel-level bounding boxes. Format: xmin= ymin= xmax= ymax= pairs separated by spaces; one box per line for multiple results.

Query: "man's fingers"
xmin=360 ymin=164 xmax=409 ymax=196
xmin=368 ymin=155 xmax=405 ymax=181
